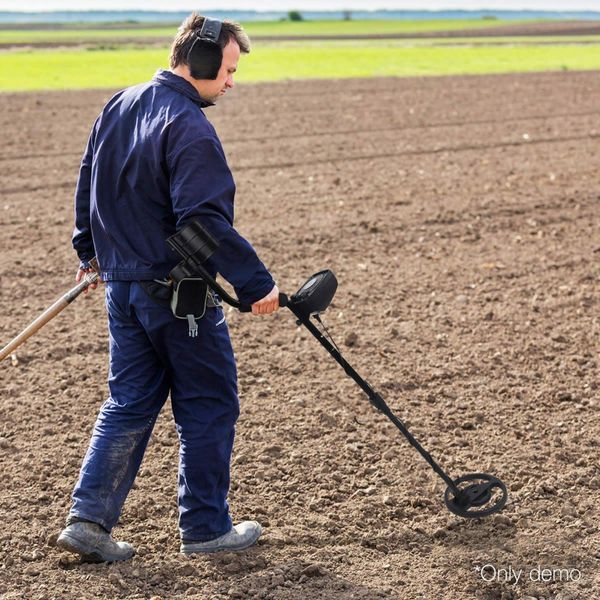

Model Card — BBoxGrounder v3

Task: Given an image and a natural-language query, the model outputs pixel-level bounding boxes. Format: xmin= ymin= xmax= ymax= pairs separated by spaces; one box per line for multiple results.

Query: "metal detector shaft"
xmin=0 ymin=269 xmax=98 ymax=362
xmin=289 ymin=308 xmax=461 ymax=497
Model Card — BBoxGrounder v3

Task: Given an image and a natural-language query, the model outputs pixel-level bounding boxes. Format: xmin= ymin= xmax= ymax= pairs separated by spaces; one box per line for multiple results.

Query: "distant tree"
xmin=343 ymin=10 xmax=352 ymax=21
xmin=288 ymin=10 xmax=303 ymax=21
xmin=482 ymin=15 xmax=498 ymax=20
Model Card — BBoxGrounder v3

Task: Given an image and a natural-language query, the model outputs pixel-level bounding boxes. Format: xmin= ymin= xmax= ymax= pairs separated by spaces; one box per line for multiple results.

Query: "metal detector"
xmin=167 ymin=220 xmax=508 ymax=519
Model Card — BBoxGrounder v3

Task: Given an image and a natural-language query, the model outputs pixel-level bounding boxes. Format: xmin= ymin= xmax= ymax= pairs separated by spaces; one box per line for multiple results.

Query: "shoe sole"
xmin=57 ymin=533 xmax=132 ymax=563
xmin=57 ymin=533 xmax=105 ymax=562
xmin=180 ymin=527 xmax=262 ymax=555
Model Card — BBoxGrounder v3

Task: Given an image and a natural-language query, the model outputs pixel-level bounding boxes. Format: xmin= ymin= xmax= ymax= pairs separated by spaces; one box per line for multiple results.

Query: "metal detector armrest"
xmin=167 ymin=220 xmax=287 ymax=312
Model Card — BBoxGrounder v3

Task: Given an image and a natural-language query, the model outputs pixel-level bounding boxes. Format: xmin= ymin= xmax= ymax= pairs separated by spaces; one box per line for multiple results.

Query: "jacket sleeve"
xmin=168 ymin=135 xmax=275 ymax=306
xmin=72 ymin=125 xmax=97 ymax=266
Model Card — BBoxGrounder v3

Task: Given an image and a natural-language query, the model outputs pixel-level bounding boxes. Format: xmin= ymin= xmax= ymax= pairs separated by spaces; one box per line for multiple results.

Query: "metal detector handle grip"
xmin=238 ymin=293 xmax=288 ymax=313
xmin=178 ymin=258 xmax=288 ymax=314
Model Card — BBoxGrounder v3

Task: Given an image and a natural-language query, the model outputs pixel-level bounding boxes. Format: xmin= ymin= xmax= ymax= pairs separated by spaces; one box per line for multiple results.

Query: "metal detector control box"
xmin=289 ymin=269 xmax=337 ymax=318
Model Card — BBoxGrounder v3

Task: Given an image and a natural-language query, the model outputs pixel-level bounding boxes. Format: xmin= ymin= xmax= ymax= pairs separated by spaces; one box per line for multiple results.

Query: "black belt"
xmin=139 ymin=279 xmax=222 ymax=309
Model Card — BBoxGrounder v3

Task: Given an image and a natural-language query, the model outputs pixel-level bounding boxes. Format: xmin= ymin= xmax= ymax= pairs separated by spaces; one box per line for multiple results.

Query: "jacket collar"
xmin=152 ymin=69 xmax=214 ymax=108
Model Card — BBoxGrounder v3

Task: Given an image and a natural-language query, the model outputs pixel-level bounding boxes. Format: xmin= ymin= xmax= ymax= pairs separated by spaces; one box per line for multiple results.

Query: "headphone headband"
xmin=198 ymin=18 xmax=222 ymax=43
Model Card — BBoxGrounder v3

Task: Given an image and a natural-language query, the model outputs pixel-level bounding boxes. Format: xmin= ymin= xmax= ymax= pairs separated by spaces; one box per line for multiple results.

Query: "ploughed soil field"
xmin=0 ymin=72 xmax=599 ymax=599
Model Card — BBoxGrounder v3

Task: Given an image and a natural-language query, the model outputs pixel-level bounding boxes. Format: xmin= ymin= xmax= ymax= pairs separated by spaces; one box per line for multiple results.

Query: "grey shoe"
xmin=181 ymin=521 xmax=262 ymax=554
xmin=57 ymin=522 xmax=135 ymax=563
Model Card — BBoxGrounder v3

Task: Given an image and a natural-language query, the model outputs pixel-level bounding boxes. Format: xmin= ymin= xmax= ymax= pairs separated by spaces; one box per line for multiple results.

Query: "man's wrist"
xmin=238 ymin=277 xmax=276 ymax=306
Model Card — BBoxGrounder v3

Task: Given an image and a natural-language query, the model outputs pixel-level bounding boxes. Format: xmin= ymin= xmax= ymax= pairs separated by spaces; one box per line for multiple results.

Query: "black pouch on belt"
xmin=139 ymin=280 xmax=172 ymax=307
xmin=171 ymin=278 xmax=209 ymax=337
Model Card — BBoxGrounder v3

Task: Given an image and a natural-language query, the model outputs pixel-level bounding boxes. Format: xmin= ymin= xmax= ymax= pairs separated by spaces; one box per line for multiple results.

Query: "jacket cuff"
xmin=78 ymin=255 xmax=95 ymax=270
xmin=235 ymin=272 xmax=275 ymax=306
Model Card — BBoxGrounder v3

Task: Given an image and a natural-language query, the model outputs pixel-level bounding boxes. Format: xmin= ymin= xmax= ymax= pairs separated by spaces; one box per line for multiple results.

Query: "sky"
xmin=0 ymin=1 xmax=598 ymax=12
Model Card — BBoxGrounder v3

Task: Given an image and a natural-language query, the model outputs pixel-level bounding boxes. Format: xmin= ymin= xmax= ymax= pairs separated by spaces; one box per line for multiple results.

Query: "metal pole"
xmin=290 ymin=309 xmax=461 ymax=496
xmin=0 ymin=271 xmax=98 ymax=362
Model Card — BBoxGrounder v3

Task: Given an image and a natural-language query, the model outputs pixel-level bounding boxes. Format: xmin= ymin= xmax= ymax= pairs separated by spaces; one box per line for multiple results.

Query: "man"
xmin=57 ymin=13 xmax=278 ymax=562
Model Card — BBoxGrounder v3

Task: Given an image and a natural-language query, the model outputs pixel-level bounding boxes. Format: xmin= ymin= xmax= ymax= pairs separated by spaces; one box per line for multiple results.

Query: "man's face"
xmin=196 ymin=40 xmax=240 ymax=103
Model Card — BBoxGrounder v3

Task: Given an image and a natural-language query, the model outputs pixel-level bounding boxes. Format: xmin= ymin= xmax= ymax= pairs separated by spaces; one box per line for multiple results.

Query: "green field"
xmin=0 ymin=19 xmax=526 ymax=44
xmin=0 ymin=27 xmax=174 ymax=43
xmin=1 ymin=19 xmax=599 ymax=92
xmin=2 ymin=42 xmax=600 ymax=91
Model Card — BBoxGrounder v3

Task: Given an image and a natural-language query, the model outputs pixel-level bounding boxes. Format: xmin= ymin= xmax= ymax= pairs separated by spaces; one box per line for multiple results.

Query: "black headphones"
xmin=187 ymin=18 xmax=223 ymax=81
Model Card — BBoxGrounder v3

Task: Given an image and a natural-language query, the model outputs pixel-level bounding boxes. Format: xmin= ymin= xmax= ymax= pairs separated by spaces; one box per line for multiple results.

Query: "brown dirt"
xmin=434 ymin=19 xmax=600 ymax=38
xmin=0 ymin=72 xmax=599 ymax=600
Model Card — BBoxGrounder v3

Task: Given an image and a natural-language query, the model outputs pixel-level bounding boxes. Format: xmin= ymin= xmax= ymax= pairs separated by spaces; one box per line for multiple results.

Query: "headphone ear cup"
xmin=188 ymin=40 xmax=222 ymax=80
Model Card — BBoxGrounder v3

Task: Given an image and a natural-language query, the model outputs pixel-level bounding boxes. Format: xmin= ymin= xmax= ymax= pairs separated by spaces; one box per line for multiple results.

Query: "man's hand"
xmin=76 ymin=266 xmax=102 ymax=294
xmin=251 ymin=285 xmax=279 ymax=315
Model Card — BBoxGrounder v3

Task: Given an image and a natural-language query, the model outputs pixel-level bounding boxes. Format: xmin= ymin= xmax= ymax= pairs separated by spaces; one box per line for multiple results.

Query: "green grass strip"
xmin=245 ymin=18 xmax=528 ymax=36
xmin=2 ymin=44 xmax=600 ymax=92
xmin=243 ymin=44 xmax=600 ymax=80
xmin=0 ymin=27 xmax=174 ymax=43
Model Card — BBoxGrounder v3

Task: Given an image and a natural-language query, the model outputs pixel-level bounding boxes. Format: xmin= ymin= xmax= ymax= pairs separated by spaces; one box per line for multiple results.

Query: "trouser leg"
xmin=172 ymin=391 xmax=239 ymax=542
xmin=69 ymin=282 xmax=169 ymax=532
xmin=131 ymin=283 xmax=240 ymax=542
xmin=172 ymin=303 xmax=239 ymax=541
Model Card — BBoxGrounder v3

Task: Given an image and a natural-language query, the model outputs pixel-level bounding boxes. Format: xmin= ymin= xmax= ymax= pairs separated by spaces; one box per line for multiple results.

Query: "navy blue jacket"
xmin=73 ymin=69 xmax=274 ymax=305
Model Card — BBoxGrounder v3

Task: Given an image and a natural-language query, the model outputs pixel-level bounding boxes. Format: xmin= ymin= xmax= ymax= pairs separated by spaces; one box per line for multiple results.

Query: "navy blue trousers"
xmin=69 ymin=281 xmax=239 ymax=542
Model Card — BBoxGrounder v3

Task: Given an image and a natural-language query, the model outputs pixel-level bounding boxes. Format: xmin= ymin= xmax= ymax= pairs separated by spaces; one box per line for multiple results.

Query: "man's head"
xmin=170 ymin=13 xmax=250 ymax=103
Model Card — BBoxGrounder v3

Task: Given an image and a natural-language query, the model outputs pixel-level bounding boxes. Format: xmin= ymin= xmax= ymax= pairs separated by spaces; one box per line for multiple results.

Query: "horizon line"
xmin=2 ymin=8 xmax=600 ymax=14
